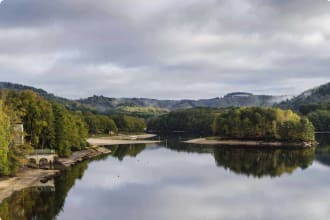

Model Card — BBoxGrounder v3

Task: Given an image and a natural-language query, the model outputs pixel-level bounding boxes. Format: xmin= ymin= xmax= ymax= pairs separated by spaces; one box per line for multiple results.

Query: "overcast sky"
xmin=0 ymin=0 xmax=330 ymax=99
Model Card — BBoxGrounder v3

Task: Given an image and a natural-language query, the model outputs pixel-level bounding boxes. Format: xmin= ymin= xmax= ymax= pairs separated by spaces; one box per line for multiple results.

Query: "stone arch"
xmin=39 ymin=158 xmax=50 ymax=169
xmin=28 ymin=158 xmax=38 ymax=168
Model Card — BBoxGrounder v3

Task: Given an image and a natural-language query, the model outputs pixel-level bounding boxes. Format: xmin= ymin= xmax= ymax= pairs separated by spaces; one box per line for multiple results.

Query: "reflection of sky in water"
xmin=56 ymin=146 xmax=330 ymax=220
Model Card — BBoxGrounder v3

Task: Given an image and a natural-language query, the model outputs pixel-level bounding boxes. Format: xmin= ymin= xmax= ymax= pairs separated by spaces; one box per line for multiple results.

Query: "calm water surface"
xmin=1 ymin=135 xmax=330 ymax=220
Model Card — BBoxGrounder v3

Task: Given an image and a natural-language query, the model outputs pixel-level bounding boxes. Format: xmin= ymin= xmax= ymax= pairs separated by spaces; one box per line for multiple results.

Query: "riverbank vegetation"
xmin=0 ymin=89 xmax=148 ymax=176
xmin=3 ymin=90 xmax=89 ymax=157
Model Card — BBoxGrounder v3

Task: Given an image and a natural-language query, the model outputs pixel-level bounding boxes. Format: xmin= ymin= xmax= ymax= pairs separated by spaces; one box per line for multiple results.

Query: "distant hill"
xmin=0 ymin=82 xmax=288 ymax=113
xmin=279 ymin=82 xmax=330 ymax=111
xmin=78 ymin=93 xmax=288 ymax=112
xmin=0 ymin=82 xmax=70 ymax=104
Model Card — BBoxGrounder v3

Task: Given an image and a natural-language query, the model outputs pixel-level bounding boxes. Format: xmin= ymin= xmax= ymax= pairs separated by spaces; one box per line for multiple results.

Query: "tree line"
xmin=147 ymin=108 xmax=222 ymax=135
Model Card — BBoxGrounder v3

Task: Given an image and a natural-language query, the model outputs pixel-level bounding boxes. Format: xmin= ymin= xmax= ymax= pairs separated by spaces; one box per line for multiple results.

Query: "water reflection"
xmin=166 ymin=139 xmax=315 ymax=177
xmin=0 ymin=136 xmax=330 ymax=220
xmin=213 ymin=147 xmax=315 ymax=177
xmin=0 ymin=161 xmax=89 ymax=220
xmin=106 ymin=144 xmax=146 ymax=161
xmin=0 ymin=187 xmax=55 ymax=220
xmin=315 ymin=134 xmax=330 ymax=166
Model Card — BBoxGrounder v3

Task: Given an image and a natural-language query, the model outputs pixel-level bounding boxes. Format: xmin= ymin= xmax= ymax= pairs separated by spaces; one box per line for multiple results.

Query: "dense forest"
xmin=279 ymin=82 xmax=330 ymax=131
xmin=148 ymin=107 xmax=315 ymax=142
xmin=213 ymin=108 xmax=315 ymax=142
xmin=2 ymin=90 xmax=89 ymax=157
xmin=147 ymin=108 xmax=222 ymax=135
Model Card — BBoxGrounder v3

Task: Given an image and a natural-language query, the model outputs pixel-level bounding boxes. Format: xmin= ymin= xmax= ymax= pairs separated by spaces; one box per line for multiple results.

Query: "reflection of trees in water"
xmin=0 ymin=187 xmax=56 ymax=220
xmin=166 ymin=138 xmax=315 ymax=177
xmin=0 ymin=139 xmax=322 ymax=219
xmin=213 ymin=147 xmax=315 ymax=177
xmin=315 ymin=134 xmax=330 ymax=166
xmin=0 ymin=161 xmax=89 ymax=220
xmin=106 ymin=144 xmax=146 ymax=161
xmin=164 ymin=138 xmax=214 ymax=154
xmin=0 ymin=144 xmax=148 ymax=220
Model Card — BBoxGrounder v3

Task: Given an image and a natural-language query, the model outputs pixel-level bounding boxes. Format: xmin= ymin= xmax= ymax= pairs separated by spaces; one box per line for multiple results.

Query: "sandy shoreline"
xmin=0 ymin=146 xmax=112 ymax=203
xmin=0 ymin=168 xmax=59 ymax=203
xmin=87 ymin=136 xmax=160 ymax=146
xmin=0 ymin=134 xmax=158 ymax=203
xmin=184 ymin=138 xmax=314 ymax=148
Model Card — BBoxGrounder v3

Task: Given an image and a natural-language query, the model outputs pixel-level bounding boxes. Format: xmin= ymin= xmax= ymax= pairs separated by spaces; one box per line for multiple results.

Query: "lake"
xmin=1 ymin=135 xmax=330 ymax=220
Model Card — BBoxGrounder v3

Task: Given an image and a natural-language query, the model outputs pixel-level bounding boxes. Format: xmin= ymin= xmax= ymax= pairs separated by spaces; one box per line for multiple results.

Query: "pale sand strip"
xmin=87 ymin=138 xmax=160 ymax=146
xmin=184 ymin=138 xmax=312 ymax=147
xmin=0 ymin=146 xmax=111 ymax=203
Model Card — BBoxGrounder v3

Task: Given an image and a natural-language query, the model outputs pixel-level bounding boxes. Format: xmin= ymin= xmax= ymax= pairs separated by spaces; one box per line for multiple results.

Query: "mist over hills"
xmin=78 ymin=92 xmax=288 ymax=112
xmin=279 ymin=82 xmax=330 ymax=110
xmin=3 ymin=81 xmax=330 ymax=114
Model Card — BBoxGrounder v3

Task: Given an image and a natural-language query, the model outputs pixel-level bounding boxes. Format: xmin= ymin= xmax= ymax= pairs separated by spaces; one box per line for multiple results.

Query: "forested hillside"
xmin=0 ymin=82 xmax=287 ymax=115
xmin=279 ymin=82 xmax=330 ymax=111
xmin=79 ymin=93 xmax=287 ymax=112
xmin=279 ymin=82 xmax=330 ymax=131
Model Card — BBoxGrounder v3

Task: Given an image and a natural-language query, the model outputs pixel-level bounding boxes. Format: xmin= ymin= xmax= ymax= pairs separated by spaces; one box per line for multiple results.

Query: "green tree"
xmin=213 ymin=107 xmax=315 ymax=142
xmin=53 ymin=103 xmax=72 ymax=156
xmin=4 ymin=90 xmax=55 ymax=149
xmin=307 ymin=110 xmax=330 ymax=131
xmin=83 ymin=112 xmax=118 ymax=135
xmin=0 ymin=101 xmax=11 ymax=175
xmin=52 ymin=103 xmax=88 ymax=156
xmin=113 ymin=115 xmax=146 ymax=132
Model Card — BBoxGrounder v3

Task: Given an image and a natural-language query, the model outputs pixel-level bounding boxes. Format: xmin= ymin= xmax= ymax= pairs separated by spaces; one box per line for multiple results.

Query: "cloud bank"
xmin=0 ymin=0 xmax=330 ymax=99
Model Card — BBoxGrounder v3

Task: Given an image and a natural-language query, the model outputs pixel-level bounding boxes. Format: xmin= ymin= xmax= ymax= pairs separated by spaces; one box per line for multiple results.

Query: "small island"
xmin=148 ymin=107 xmax=316 ymax=148
xmin=186 ymin=107 xmax=316 ymax=147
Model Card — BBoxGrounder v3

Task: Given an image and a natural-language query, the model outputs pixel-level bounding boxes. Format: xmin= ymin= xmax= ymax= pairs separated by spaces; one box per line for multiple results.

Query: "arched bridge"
xmin=27 ymin=149 xmax=57 ymax=169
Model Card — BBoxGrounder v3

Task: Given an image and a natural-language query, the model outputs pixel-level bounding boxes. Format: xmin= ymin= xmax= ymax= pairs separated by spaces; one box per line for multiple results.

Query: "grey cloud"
xmin=0 ymin=0 xmax=330 ymax=99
